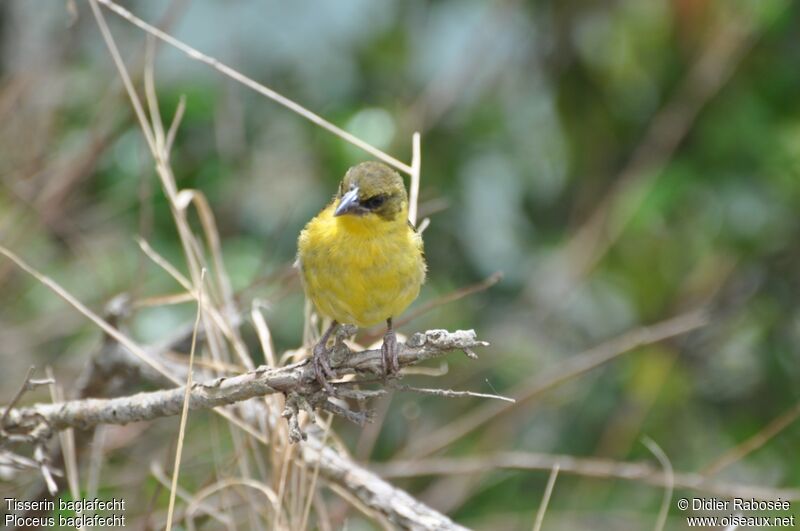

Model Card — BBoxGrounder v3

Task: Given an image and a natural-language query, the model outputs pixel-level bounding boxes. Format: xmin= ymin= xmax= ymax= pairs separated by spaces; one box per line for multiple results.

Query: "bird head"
xmin=334 ymin=161 xmax=407 ymax=222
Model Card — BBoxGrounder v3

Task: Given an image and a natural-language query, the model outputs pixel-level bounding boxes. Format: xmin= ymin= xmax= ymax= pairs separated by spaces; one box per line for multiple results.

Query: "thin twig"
xmin=391 ymin=383 xmax=515 ymax=403
xmin=362 ymin=271 xmax=502 ymax=343
xmin=1 ymin=366 xmax=41 ymax=428
xmin=400 ymin=309 xmax=708 ymax=458
xmin=400 ymin=271 xmax=502 ymax=327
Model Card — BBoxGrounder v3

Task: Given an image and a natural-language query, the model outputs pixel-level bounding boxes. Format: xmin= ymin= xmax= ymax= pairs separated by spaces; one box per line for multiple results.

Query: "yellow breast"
xmin=297 ymin=203 xmax=426 ymax=327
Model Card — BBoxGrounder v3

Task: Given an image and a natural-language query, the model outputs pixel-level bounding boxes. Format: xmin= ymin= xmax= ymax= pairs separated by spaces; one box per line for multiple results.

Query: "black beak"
xmin=334 ymin=187 xmax=360 ymax=217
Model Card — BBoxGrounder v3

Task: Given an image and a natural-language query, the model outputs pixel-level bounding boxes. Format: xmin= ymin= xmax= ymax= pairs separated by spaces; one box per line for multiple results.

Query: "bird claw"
xmin=381 ymin=329 xmax=400 ymax=378
xmin=312 ymin=342 xmax=336 ymax=395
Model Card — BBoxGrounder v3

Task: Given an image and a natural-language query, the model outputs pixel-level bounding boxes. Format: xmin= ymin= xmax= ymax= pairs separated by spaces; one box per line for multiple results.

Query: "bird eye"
xmin=363 ymin=195 xmax=386 ymax=209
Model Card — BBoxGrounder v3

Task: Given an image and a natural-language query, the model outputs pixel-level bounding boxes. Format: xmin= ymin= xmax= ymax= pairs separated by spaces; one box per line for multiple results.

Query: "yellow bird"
xmin=297 ymin=161 xmax=426 ymax=392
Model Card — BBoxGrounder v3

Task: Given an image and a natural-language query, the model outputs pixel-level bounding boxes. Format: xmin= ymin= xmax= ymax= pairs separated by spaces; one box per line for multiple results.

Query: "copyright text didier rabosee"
xmin=679 ymin=497 xmax=795 ymax=528
xmin=5 ymin=497 xmax=126 ymax=528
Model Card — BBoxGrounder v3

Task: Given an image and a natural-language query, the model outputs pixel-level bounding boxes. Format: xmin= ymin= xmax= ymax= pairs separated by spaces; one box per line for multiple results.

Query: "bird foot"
xmin=312 ymin=340 xmax=336 ymax=395
xmin=381 ymin=328 xmax=400 ymax=378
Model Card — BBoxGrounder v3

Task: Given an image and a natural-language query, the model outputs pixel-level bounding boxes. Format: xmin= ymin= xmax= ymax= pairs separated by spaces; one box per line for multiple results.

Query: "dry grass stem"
xmin=135 ymin=238 xmax=247 ymax=363
xmin=642 ymin=437 xmax=673 ymax=531
xmin=185 ymin=478 xmax=280 ymax=531
xmin=0 ymin=244 xmax=175 ymax=382
xmin=376 ymin=452 xmax=798 ymax=501
xmin=149 ymin=462 xmax=234 ymax=527
xmin=299 ymin=414 xmax=333 ymax=531
xmin=165 ymin=269 xmax=205 ymax=530
xmin=95 ymin=0 xmax=413 ymax=175
xmin=46 ymin=368 xmax=81 ymax=512
xmin=408 ymin=131 xmax=422 ymax=226
xmin=701 ymin=400 xmax=800 ymax=477
xmin=532 ymin=464 xmax=559 ymax=531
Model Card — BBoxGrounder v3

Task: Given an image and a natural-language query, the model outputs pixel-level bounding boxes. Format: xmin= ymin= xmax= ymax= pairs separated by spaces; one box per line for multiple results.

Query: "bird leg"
xmin=312 ymin=320 xmax=338 ymax=394
xmin=381 ymin=317 xmax=400 ymax=378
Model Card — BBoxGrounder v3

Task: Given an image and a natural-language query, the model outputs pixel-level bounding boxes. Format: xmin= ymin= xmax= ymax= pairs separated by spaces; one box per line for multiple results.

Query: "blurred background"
xmin=1 ymin=0 xmax=799 ymax=529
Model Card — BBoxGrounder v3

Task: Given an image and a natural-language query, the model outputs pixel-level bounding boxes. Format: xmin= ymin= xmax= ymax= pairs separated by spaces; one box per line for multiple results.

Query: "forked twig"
xmin=1 ymin=366 xmax=53 ymax=430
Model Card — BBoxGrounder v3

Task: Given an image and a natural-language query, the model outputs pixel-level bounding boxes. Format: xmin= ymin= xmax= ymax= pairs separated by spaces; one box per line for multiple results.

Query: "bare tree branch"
xmin=1 ymin=329 xmax=485 ymax=439
xmin=301 ymin=425 xmax=469 ymax=530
